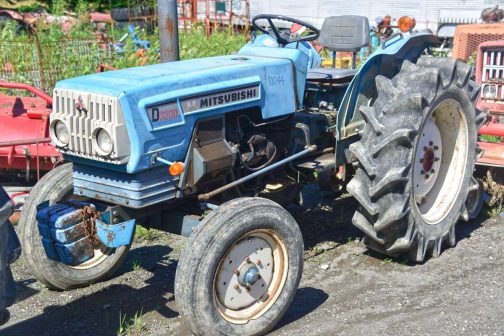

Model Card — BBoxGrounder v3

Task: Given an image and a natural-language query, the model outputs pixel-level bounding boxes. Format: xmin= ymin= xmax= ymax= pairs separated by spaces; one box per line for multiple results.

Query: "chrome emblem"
xmin=76 ymin=95 xmax=87 ymax=113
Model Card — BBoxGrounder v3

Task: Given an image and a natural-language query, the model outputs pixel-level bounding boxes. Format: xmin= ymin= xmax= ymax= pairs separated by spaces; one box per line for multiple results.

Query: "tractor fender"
xmin=337 ymin=33 xmax=441 ymax=142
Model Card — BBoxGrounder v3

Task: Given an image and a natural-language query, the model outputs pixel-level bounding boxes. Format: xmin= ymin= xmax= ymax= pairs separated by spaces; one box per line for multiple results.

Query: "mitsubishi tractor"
xmin=19 ymin=15 xmax=484 ymax=335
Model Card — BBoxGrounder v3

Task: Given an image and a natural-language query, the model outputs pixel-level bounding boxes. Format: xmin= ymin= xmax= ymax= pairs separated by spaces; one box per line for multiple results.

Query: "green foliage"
xmin=134 ymin=225 xmax=158 ymax=242
xmin=179 ymin=25 xmax=247 ymax=60
xmin=480 ymin=135 xmax=502 ymax=143
xmin=131 ymin=260 xmax=141 ymax=271
xmin=0 ymin=21 xmax=247 ymax=92
xmin=118 ymin=309 xmax=145 ymax=336
xmin=467 ymin=51 xmax=477 ymax=66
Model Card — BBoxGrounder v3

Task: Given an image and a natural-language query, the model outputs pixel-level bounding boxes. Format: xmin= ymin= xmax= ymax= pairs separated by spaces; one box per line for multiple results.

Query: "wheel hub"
xmin=413 ymin=116 xmax=443 ymax=204
xmin=238 ymin=263 xmax=260 ymax=286
xmin=215 ymin=236 xmax=274 ymax=311
xmin=413 ymin=98 xmax=469 ymax=225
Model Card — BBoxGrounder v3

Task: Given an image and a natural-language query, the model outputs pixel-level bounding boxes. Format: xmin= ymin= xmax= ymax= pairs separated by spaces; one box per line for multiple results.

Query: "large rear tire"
xmin=347 ymin=56 xmax=485 ymax=262
xmin=175 ymin=197 xmax=303 ymax=336
xmin=19 ymin=163 xmax=130 ymax=290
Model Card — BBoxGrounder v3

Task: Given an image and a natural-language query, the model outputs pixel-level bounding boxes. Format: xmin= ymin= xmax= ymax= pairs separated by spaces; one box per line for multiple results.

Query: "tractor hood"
xmin=56 ymin=47 xmax=309 ymax=111
xmin=54 ymin=46 xmax=309 ymax=173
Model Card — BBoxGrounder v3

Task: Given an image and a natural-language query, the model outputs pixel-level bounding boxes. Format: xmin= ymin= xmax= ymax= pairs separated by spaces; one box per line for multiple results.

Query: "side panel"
xmin=121 ymin=54 xmax=305 ymax=174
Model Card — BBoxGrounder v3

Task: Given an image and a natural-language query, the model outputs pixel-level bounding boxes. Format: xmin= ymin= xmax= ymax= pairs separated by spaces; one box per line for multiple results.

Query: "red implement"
xmin=0 ymin=82 xmax=61 ymax=181
xmin=475 ymin=40 xmax=504 ymax=168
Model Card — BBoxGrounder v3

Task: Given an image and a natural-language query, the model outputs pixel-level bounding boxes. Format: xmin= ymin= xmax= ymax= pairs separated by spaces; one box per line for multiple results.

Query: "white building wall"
xmin=250 ymin=0 xmax=504 ymax=32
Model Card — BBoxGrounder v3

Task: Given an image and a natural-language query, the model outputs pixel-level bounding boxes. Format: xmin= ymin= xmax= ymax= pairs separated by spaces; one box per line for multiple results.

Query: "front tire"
xmin=347 ymin=56 xmax=485 ymax=262
xmin=19 ymin=163 xmax=130 ymax=290
xmin=175 ymin=197 xmax=303 ymax=336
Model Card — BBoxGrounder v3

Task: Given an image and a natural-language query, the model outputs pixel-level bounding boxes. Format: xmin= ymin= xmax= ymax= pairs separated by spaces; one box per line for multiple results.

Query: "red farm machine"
xmin=0 ymin=82 xmax=61 ymax=209
xmin=450 ymin=22 xmax=504 ymax=214
xmin=475 ymin=40 xmax=504 ymax=167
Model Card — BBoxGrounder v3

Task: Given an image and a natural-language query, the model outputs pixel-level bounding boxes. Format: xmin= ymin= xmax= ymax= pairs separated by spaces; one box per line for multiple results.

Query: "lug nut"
xmin=245 ymin=286 xmax=251 ymax=292
xmin=429 ymin=141 xmax=433 ymax=146
xmin=423 ymin=146 xmax=428 ymax=151
xmin=434 ymin=146 xmax=439 ymax=150
xmin=435 ymin=157 xmax=440 ymax=162
xmin=430 ymin=169 xmax=435 ymax=174
xmin=245 ymin=257 xmax=251 ymax=263
xmin=425 ymin=174 xmax=430 ymax=179
xmin=256 ymin=259 xmax=262 ymax=265
xmin=420 ymin=170 xmax=425 ymax=175
xmin=234 ymin=284 xmax=240 ymax=290
xmin=234 ymin=269 xmax=240 ymax=276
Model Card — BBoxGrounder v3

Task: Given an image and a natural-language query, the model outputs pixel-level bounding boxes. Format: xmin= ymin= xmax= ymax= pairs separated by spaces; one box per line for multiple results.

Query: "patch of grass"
xmin=382 ymin=258 xmax=393 ymax=264
xmin=480 ymin=135 xmax=502 ymax=143
xmin=134 ymin=226 xmax=158 ymax=242
xmin=131 ymin=260 xmax=141 ymax=271
xmin=118 ymin=309 xmax=145 ymax=336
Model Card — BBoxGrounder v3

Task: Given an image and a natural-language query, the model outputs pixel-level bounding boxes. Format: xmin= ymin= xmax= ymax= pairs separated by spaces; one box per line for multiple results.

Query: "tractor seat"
xmin=307 ymin=68 xmax=358 ymax=81
xmin=307 ymin=15 xmax=369 ymax=83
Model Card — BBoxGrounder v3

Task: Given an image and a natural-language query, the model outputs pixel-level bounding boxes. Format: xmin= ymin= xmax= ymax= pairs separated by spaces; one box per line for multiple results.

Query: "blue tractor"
xmin=19 ymin=14 xmax=484 ymax=335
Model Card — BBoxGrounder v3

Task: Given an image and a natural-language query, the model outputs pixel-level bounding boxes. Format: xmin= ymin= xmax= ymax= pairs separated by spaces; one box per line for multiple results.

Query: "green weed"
xmin=134 ymin=226 xmax=158 ymax=242
xmin=118 ymin=309 xmax=145 ymax=336
xmin=131 ymin=260 xmax=141 ymax=271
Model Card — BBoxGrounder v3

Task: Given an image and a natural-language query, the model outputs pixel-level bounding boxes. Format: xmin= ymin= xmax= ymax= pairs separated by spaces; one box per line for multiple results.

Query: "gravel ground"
xmin=1 ymin=188 xmax=503 ymax=336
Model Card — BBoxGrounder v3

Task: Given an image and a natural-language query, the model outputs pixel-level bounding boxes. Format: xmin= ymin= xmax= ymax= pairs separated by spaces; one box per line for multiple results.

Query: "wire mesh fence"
xmin=0 ymin=39 xmax=113 ymax=93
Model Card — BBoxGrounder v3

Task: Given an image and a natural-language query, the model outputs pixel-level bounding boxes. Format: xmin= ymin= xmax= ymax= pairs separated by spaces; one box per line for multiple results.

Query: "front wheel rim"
xmin=68 ymin=247 xmax=111 ymax=270
xmin=213 ymin=229 xmax=288 ymax=324
xmin=413 ymin=98 xmax=469 ymax=225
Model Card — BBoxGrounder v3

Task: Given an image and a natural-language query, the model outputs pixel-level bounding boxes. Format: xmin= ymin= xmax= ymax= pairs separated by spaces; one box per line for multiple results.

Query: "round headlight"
xmin=95 ymin=128 xmax=113 ymax=155
xmin=53 ymin=120 xmax=70 ymax=146
xmin=483 ymin=85 xmax=498 ymax=99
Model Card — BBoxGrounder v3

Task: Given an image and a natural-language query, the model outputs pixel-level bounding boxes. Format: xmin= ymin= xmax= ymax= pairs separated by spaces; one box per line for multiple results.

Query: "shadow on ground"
xmin=4 ymin=244 xmax=178 ymax=336
xmin=275 ymin=287 xmax=329 ymax=331
xmin=290 ymin=186 xmax=363 ymax=252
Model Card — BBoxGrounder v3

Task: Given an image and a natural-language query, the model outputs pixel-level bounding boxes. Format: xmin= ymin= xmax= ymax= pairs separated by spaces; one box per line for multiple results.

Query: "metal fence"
xmin=0 ymin=39 xmax=113 ymax=93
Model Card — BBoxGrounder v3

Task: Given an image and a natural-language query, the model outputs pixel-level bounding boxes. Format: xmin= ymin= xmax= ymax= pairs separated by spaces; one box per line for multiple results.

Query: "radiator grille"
xmin=482 ymin=48 xmax=504 ymax=103
xmin=52 ymin=88 xmax=130 ymax=164
xmin=482 ymin=48 xmax=504 ymax=81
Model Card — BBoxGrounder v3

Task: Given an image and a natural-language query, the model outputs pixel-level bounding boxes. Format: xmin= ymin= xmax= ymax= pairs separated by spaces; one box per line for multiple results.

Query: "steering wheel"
xmin=252 ymin=14 xmax=320 ymax=47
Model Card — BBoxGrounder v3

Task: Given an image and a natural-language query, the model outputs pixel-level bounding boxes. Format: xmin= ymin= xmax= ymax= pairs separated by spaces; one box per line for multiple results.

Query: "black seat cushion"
xmin=307 ymin=68 xmax=357 ymax=81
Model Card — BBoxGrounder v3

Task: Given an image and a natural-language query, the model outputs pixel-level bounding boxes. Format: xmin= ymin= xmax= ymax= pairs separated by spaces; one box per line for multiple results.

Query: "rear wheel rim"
xmin=213 ymin=229 xmax=288 ymax=324
xmin=413 ymin=98 xmax=469 ymax=225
